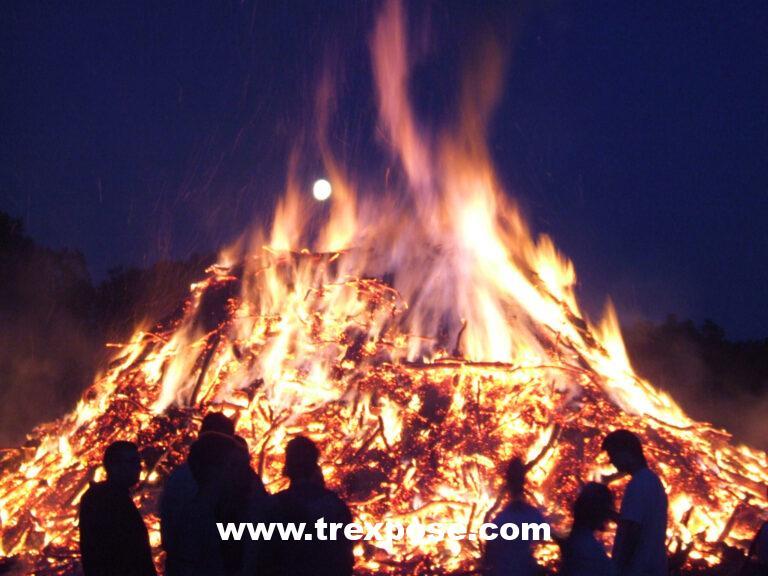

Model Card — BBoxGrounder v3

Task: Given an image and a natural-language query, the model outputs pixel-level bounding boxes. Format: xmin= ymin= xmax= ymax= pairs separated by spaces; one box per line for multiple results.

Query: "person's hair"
xmin=201 ymin=412 xmax=236 ymax=437
xmin=284 ymin=436 xmax=320 ymax=480
xmin=573 ymin=482 xmax=614 ymax=530
xmin=103 ymin=441 xmax=138 ymax=472
xmin=505 ymin=457 xmax=527 ymax=495
xmin=188 ymin=431 xmax=240 ymax=486
xmin=601 ymin=429 xmax=645 ymax=461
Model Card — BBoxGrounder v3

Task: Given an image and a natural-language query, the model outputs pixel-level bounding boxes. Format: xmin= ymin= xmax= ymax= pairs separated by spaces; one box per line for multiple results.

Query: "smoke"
xmin=0 ymin=213 xmax=211 ymax=446
xmin=0 ymin=214 xmax=101 ymax=446
xmin=0 ymin=317 xmax=101 ymax=447
xmin=623 ymin=317 xmax=768 ymax=450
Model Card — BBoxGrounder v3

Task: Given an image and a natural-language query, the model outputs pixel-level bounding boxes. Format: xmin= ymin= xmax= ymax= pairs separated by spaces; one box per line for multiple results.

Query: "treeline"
xmin=0 ymin=212 xmax=211 ymax=445
xmin=1 ymin=211 xmax=766 ymax=448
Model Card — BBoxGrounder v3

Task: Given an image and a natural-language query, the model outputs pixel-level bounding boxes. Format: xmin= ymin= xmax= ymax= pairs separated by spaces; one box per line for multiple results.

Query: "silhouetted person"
xmin=235 ymin=436 xmax=274 ymax=576
xmin=561 ymin=482 xmax=616 ymax=576
xmin=219 ymin=435 xmax=270 ymax=575
xmin=79 ymin=441 xmax=156 ymax=576
xmin=169 ymin=431 xmax=244 ymax=576
xmin=602 ymin=430 xmax=668 ymax=576
xmin=161 ymin=412 xmax=235 ymax=576
xmin=261 ymin=436 xmax=353 ymax=576
xmin=747 ymin=485 xmax=768 ymax=573
xmin=483 ymin=457 xmax=546 ymax=576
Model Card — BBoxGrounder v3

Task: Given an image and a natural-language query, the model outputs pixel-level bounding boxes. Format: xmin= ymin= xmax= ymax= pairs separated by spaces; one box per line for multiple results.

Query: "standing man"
xmin=261 ymin=436 xmax=354 ymax=576
xmin=79 ymin=440 xmax=156 ymax=576
xmin=160 ymin=412 xmax=236 ymax=576
xmin=602 ymin=430 xmax=668 ymax=576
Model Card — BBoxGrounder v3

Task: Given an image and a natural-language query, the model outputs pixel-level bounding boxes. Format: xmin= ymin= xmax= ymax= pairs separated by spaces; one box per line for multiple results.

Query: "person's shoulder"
xmin=492 ymin=500 xmax=541 ymax=524
xmin=249 ymin=491 xmax=277 ymax=518
xmin=575 ymin=529 xmax=604 ymax=551
xmin=303 ymin=487 xmax=352 ymax=524
xmin=522 ymin=501 xmax=545 ymax=519
xmin=79 ymin=482 xmax=96 ymax=507
xmin=566 ymin=528 xmax=597 ymax=554
xmin=321 ymin=486 xmax=345 ymax=502
xmin=757 ymin=520 xmax=768 ymax=538
xmin=513 ymin=500 xmax=544 ymax=519
xmin=646 ymin=466 xmax=663 ymax=480
xmin=642 ymin=467 xmax=667 ymax=494
xmin=162 ymin=463 xmax=198 ymax=505
xmin=272 ymin=487 xmax=297 ymax=512
xmin=81 ymin=481 xmax=109 ymax=500
xmin=320 ymin=487 xmax=351 ymax=513
xmin=627 ymin=468 xmax=667 ymax=510
xmin=79 ymin=481 xmax=111 ymax=514
xmin=493 ymin=502 xmax=518 ymax=521
xmin=165 ymin=462 xmax=194 ymax=487
xmin=629 ymin=467 xmax=661 ymax=488
xmin=638 ymin=466 xmax=661 ymax=481
xmin=274 ymin=487 xmax=291 ymax=501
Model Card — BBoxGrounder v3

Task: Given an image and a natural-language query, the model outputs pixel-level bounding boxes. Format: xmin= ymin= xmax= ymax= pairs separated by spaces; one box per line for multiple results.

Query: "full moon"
xmin=312 ymin=178 xmax=332 ymax=201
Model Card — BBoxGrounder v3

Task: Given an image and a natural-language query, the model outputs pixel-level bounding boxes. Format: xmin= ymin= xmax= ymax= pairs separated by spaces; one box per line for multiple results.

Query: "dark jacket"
xmin=79 ymin=481 xmax=157 ymax=576
xmin=260 ymin=481 xmax=354 ymax=576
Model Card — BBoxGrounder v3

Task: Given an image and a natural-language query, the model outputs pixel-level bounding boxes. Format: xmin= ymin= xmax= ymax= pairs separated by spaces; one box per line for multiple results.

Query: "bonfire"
xmin=1 ymin=2 xmax=766 ymax=574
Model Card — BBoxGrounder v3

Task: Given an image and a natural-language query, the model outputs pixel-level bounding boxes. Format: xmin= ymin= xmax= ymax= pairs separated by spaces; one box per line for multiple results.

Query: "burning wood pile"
xmin=0 ymin=253 xmax=766 ymax=575
xmin=1 ymin=1 xmax=766 ymax=574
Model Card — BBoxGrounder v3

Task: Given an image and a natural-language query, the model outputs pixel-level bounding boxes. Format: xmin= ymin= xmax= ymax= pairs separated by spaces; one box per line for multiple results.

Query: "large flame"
xmin=1 ymin=2 xmax=766 ymax=574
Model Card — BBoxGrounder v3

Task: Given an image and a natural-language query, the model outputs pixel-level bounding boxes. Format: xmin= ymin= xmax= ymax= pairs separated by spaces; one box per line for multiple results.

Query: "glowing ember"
xmin=0 ymin=1 xmax=766 ymax=575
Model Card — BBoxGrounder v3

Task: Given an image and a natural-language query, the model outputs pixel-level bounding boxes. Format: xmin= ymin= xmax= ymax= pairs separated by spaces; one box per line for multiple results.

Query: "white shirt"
xmin=613 ymin=467 xmax=668 ymax=576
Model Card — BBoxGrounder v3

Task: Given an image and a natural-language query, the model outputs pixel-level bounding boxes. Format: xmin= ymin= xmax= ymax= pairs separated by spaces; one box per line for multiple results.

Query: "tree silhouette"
xmin=0 ymin=211 xmax=211 ymax=445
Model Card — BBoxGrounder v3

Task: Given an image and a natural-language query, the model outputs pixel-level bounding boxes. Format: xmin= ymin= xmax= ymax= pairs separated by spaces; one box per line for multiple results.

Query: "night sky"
xmin=2 ymin=1 xmax=767 ymax=339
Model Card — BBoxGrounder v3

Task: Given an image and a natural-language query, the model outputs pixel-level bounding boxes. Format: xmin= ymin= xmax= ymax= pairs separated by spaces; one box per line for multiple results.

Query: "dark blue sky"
xmin=2 ymin=1 xmax=767 ymax=339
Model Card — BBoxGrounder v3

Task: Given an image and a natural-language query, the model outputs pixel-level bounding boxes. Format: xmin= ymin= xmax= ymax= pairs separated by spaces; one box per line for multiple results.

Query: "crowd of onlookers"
xmin=78 ymin=414 xmax=768 ymax=576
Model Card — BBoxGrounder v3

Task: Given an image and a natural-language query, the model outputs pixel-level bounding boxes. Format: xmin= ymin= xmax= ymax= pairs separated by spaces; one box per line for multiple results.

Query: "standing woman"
xmin=483 ymin=458 xmax=547 ymax=576
xmin=560 ymin=482 xmax=616 ymax=576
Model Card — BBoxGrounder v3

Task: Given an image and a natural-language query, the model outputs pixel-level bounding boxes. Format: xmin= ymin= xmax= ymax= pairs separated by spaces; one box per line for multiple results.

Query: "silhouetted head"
xmin=284 ymin=436 xmax=320 ymax=482
xmin=188 ymin=431 xmax=241 ymax=488
xmin=572 ymin=482 xmax=615 ymax=531
xmin=505 ymin=457 xmax=528 ymax=499
xmin=201 ymin=412 xmax=236 ymax=437
xmin=601 ymin=429 xmax=647 ymax=474
xmin=103 ymin=441 xmax=141 ymax=489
